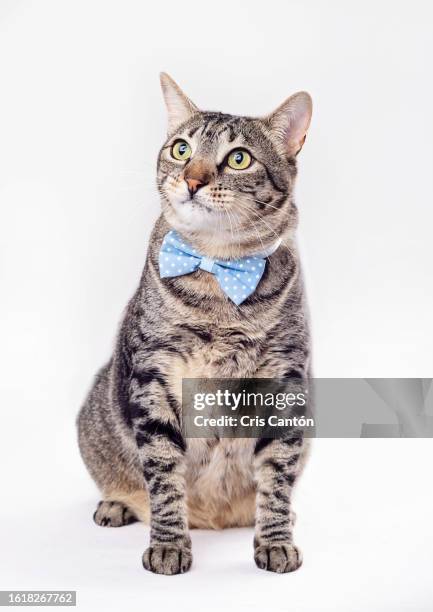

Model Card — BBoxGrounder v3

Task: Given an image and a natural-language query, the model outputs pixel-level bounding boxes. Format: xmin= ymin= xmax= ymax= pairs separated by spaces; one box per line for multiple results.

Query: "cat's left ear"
xmin=160 ymin=72 xmax=199 ymax=132
xmin=264 ymin=91 xmax=313 ymax=156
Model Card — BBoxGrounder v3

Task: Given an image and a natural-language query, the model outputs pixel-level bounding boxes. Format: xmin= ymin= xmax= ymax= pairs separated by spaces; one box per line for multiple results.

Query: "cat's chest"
xmin=180 ymin=330 xmax=262 ymax=378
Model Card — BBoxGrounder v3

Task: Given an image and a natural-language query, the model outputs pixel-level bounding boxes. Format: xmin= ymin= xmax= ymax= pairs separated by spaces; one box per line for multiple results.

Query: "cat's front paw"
xmin=254 ymin=543 xmax=302 ymax=573
xmin=142 ymin=544 xmax=192 ymax=575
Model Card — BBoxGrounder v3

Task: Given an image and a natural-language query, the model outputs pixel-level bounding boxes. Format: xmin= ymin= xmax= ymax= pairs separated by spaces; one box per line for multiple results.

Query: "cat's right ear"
xmin=160 ymin=73 xmax=198 ymax=132
xmin=264 ymin=91 xmax=313 ymax=157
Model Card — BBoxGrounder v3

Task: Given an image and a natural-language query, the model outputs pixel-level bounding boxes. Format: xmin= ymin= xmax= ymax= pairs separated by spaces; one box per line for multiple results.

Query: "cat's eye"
xmin=227 ymin=149 xmax=252 ymax=170
xmin=171 ymin=140 xmax=192 ymax=162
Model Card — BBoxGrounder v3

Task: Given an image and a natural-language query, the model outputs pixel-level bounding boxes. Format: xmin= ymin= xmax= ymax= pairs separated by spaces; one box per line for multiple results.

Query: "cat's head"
xmin=157 ymin=73 xmax=312 ymax=258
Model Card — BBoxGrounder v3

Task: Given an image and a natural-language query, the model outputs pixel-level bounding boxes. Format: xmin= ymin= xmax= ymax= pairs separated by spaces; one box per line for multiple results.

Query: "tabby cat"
xmin=77 ymin=73 xmax=313 ymax=575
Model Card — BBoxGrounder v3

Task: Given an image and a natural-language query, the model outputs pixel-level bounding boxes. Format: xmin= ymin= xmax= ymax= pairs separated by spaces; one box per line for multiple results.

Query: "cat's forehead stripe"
xmin=185 ymin=112 xmax=244 ymax=143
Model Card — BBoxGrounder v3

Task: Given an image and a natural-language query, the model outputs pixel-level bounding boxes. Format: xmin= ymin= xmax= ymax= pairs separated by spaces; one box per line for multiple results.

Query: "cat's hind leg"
xmin=93 ymin=500 xmax=138 ymax=527
xmin=93 ymin=489 xmax=151 ymax=527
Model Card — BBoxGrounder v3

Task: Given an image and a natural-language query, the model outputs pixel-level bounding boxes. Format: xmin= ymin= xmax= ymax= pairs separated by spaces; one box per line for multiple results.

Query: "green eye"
xmin=227 ymin=149 xmax=252 ymax=170
xmin=171 ymin=140 xmax=192 ymax=161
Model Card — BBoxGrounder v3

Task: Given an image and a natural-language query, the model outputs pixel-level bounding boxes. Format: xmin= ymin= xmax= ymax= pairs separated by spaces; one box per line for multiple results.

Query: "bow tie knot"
xmin=159 ymin=230 xmax=271 ymax=305
xmin=198 ymin=256 xmax=217 ymax=274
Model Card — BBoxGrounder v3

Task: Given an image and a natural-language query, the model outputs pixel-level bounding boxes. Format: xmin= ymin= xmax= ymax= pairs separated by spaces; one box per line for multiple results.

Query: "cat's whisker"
xmin=227 ymin=208 xmax=243 ymax=257
xmin=244 ymin=195 xmax=284 ymax=212
xmin=222 ymin=204 xmax=236 ymax=248
xmin=236 ymin=201 xmax=282 ymax=244
xmin=233 ymin=207 xmax=271 ymax=263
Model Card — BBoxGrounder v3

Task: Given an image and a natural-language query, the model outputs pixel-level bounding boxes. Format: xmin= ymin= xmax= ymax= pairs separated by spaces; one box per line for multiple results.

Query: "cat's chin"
xmin=164 ymin=199 xmax=231 ymax=236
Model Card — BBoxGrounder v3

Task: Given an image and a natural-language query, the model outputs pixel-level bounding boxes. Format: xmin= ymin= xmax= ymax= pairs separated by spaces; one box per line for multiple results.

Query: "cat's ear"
xmin=160 ymin=72 xmax=198 ymax=132
xmin=264 ymin=91 xmax=312 ymax=156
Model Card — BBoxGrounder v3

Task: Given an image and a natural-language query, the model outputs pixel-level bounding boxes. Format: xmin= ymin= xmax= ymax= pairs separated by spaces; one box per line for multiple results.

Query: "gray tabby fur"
xmin=77 ymin=73 xmax=313 ymax=575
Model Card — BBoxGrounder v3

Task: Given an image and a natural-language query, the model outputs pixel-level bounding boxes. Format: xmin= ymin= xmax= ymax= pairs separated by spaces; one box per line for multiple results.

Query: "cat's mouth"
xmin=179 ymin=196 xmax=213 ymax=213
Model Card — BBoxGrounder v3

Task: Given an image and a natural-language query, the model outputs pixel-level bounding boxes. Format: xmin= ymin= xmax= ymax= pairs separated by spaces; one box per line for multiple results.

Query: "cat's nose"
xmin=185 ymin=177 xmax=206 ymax=196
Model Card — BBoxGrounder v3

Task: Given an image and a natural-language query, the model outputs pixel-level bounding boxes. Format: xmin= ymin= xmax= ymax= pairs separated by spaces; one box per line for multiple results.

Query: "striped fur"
xmin=77 ymin=74 xmax=312 ymax=574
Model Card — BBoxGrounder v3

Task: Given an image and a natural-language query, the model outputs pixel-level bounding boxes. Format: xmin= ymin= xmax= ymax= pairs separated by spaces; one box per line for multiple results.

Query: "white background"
xmin=1 ymin=1 xmax=432 ymax=610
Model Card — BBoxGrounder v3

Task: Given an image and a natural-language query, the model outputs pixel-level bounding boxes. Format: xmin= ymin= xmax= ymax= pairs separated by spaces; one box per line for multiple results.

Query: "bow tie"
xmin=159 ymin=230 xmax=278 ymax=305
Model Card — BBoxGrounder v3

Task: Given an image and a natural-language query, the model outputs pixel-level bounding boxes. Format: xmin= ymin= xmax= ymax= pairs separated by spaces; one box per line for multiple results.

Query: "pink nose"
xmin=185 ymin=177 xmax=205 ymax=195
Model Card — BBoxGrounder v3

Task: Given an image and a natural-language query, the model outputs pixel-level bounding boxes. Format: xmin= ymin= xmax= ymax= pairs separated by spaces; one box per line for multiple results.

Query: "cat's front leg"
xmin=141 ymin=442 xmax=192 ymax=575
xmin=129 ymin=378 xmax=192 ymax=575
xmin=253 ymin=435 xmax=304 ymax=573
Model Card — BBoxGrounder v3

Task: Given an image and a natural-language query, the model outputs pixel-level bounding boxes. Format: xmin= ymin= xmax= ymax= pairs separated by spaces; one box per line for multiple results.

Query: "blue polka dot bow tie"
xmin=159 ymin=230 xmax=280 ymax=305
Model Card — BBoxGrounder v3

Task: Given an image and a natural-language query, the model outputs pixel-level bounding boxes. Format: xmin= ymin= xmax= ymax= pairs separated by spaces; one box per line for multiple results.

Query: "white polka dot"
xmin=255 ymin=274 xmax=259 ymax=278
xmin=252 ymin=267 xmax=256 ymax=271
xmin=171 ymin=263 xmax=175 ymax=267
